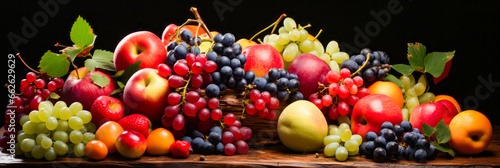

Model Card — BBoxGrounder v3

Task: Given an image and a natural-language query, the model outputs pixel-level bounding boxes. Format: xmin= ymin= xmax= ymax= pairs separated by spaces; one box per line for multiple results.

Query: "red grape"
xmin=337 ymin=101 xmax=350 ymax=116
xmin=198 ymin=108 xmax=211 ymax=121
xmin=203 ymin=61 xmax=217 ymax=73
xmin=347 ymin=94 xmax=360 ymax=106
xmin=42 ymin=89 xmax=51 ymax=99
xmin=195 ymin=54 xmax=207 ymax=65
xmin=23 ymin=85 xmax=35 ymax=99
xmin=267 ymin=97 xmax=279 ymax=109
xmin=194 ymin=97 xmax=207 ymax=111
xmin=230 ymin=120 xmax=241 ymax=128
xmin=321 ymin=95 xmax=333 ymax=107
xmin=222 ymin=131 xmax=234 ymax=144
xmin=343 ymin=78 xmax=353 ymax=88
xmin=245 ymin=104 xmax=256 ymax=115
xmin=349 ymin=85 xmax=358 ymax=95
xmin=357 ymin=87 xmax=370 ymax=98
xmin=224 ymin=113 xmax=236 ymax=125
xmin=34 ymin=89 xmax=42 ymax=97
xmin=29 ymin=95 xmax=44 ymax=110
xmin=312 ymin=98 xmax=323 ymax=109
xmin=258 ymin=107 xmax=269 ymax=118
xmin=254 ymin=99 xmax=265 ymax=110
xmin=16 ymin=105 xmax=25 ymax=114
xmin=13 ymin=97 xmax=22 ymax=106
xmin=208 ymin=98 xmax=219 ymax=109
xmin=234 ymin=140 xmax=249 ymax=154
xmin=168 ymin=75 xmax=185 ymax=88
xmin=167 ymin=92 xmax=181 ymax=105
xmin=191 ymin=62 xmax=203 ymax=75
xmin=326 ymin=70 xmax=340 ymax=83
xmin=227 ymin=126 xmax=241 ymax=140
xmin=158 ymin=63 xmax=172 ymax=77
xmin=224 ymin=143 xmax=236 ymax=156
xmin=211 ymin=108 xmax=223 ymax=120
xmin=338 ymin=85 xmax=349 ymax=99
xmin=249 ymin=89 xmax=261 ymax=101
xmin=185 ymin=53 xmax=196 ymax=66
xmin=340 ymin=68 xmax=351 ymax=79
xmin=20 ymin=79 xmax=29 ymax=88
xmin=329 ymin=105 xmax=340 ymax=120
xmin=52 ymin=77 xmax=65 ymax=88
xmin=26 ymin=72 xmax=36 ymax=82
xmin=308 ymin=94 xmax=318 ymax=101
xmin=172 ymin=114 xmax=185 ymax=131
xmin=190 ymin=74 xmax=203 ymax=87
xmin=164 ymin=105 xmax=181 ymax=117
xmin=35 ymin=79 xmax=45 ymax=89
xmin=47 ymin=81 xmax=57 ymax=91
xmin=353 ymin=76 xmax=364 ymax=87
xmin=186 ymin=91 xmax=200 ymax=103
xmin=161 ymin=115 xmax=173 ymax=128
xmin=239 ymin=127 xmax=252 ymax=141
xmin=173 ymin=62 xmax=189 ymax=75
xmin=183 ymin=102 xmax=198 ymax=117
xmin=261 ymin=91 xmax=271 ymax=103
xmin=266 ymin=109 xmax=276 ymax=120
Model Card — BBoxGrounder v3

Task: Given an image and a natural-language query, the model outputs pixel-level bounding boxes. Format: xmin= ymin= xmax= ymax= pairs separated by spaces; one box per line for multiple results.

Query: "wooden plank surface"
xmin=1 ymin=126 xmax=499 ymax=167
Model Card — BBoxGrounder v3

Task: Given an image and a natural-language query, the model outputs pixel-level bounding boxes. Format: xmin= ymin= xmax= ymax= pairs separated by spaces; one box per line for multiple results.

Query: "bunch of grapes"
xmin=360 ymin=121 xmax=435 ymax=163
xmin=309 ymin=68 xmax=370 ymax=124
xmin=245 ymin=90 xmax=279 ymax=120
xmin=207 ymin=33 xmax=256 ymax=95
xmin=17 ymin=101 xmax=96 ymax=160
xmin=252 ymin=68 xmax=303 ymax=103
xmin=323 ymin=123 xmax=363 ymax=161
xmin=399 ymin=74 xmax=434 ymax=121
xmin=180 ymin=125 xmax=251 ymax=156
xmin=341 ymin=48 xmax=391 ymax=86
xmin=319 ymin=41 xmax=350 ymax=72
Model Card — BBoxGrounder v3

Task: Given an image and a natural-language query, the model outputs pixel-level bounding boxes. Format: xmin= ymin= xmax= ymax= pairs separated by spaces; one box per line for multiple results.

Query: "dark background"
xmin=2 ymin=0 xmax=499 ymax=125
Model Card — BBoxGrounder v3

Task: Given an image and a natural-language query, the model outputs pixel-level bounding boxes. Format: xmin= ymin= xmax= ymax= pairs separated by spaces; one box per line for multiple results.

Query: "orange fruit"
xmin=84 ymin=140 xmax=108 ymax=160
xmin=146 ymin=128 xmax=176 ymax=155
xmin=367 ymin=81 xmax=404 ymax=109
xmin=435 ymin=95 xmax=461 ymax=112
xmin=95 ymin=121 xmax=124 ymax=153
xmin=449 ymin=110 xmax=492 ymax=155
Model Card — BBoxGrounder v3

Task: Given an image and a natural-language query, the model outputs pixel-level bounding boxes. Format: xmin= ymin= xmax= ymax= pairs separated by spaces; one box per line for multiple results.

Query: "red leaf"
xmin=433 ymin=60 xmax=452 ymax=84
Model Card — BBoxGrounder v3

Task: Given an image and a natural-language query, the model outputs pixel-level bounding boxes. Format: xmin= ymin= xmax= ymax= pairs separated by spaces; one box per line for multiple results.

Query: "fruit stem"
xmin=351 ymin=53 xmax=370 ymax=77
xmin=190 ymin=7 xmax=213 ymax=40
xmin=16 ymin=53 xmax=40 ymax=74
xmin=180 ymin=74 xmax=193 ymax=108
xmin=4 ymin=84 xmax=21 ymax=96
xmin=313 ymin=29 xmax=323 ymax=41
xmin=249 ymin=13 xmax=287 ymax=41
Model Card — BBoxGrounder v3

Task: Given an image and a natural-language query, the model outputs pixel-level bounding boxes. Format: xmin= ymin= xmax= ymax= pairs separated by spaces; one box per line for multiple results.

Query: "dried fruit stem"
xmin=16 ymin=53 xmax=40 ymax=74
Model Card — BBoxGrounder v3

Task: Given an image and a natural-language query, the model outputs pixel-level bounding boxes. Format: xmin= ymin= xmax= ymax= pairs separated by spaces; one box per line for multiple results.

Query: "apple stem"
xmin=312 ymin=29 xmax=323 ymax=41
xmin=350 ymin=53 xmax=370 ymax=77
xmin=248 ymin=13 xmax=287 ymax=41
xmin=16 ymin=53 xmax=41 ymax=74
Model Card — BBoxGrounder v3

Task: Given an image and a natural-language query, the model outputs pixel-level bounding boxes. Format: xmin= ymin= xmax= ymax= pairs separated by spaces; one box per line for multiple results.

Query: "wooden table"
xmin=1 ymin=126 xmax=499 ymax=167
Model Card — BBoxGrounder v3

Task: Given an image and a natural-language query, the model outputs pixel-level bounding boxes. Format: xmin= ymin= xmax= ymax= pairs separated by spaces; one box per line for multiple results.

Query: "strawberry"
xmin=170 ymin=140 xmax=190 ymax=158
xmin=118 ymin=114 xmax=151 ymax=138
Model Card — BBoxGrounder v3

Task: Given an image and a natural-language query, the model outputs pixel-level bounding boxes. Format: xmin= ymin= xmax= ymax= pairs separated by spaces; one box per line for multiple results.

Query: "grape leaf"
xmin=64 ymin=47 xmax=82 ymax=61
xmin=85 ymin=49 xmax=115 ymax=72
xmin=407 ymin=43 xmax=426 ymax=70
xmin=391 ymin=64 xmax=416 ymax=75
xmin=117 ymin=60 xmax=142 ymax=85
xmin=435 ymin=119 xmax=452 ymax=144
xmin=432 ymin=141 xmax=455 ymax=157
xmin=49 ymin=92 xmax=61 ymax=100
xmin=39 ymin=51 xmax=70 ymax=78
xmin=433 ymin=60 xmax=452 ymax=84
xmin=70 ymin=16 xmax=94 ymax=49
xmin=383 ymin=74 xmax=403 ymax=88
xmin=422 ymin=123 xmax=436 ymax=137
xmin=90 ymin=73 xmax=110 ymax=88
xmin=424 ymin=51 xmax=455 ymax=78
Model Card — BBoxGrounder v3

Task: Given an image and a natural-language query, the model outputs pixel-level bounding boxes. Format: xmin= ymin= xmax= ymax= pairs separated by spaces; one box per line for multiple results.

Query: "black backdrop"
xmin=2 ymin=0 xmax=500 ymax=125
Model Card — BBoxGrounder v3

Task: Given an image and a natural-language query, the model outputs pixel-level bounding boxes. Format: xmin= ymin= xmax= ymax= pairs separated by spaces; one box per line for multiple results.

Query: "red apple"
xmin=62 ymin=67 xmax=117 ymax=110
xmin=242 ymin=44 xmax=284 ymax=77
xmin=90 ymin=95 xmax=125 ymax=127
xmin=123 ymin=68 xmax=170 ymax=121
xmin=351 ymin=94 xmax=403 ymax=139
xmin=287 ymin=54 xmax=331 ymax=98
xmin=115 ymin=130 xmax=147 ymax=159
xmin=114 ymin=31 xmax=166 ymax=71
xmin=409 ymin=100 xmax=458 ymax=131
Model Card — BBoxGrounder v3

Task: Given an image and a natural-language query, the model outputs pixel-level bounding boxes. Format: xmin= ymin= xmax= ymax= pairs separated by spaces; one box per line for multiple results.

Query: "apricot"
xmin=368 ymin=81 xmax=404 ymax=109
xmin=449 ymin=110 xmax=492 ymax=155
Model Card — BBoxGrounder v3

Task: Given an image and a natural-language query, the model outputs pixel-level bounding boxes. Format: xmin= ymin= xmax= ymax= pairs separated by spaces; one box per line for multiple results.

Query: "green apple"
xmin=277 ymin=100 xmax=328 ymax=152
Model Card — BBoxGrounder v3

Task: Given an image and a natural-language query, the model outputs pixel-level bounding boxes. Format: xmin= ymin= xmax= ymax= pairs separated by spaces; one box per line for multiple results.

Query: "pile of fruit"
xmin=0 ymin=7 xmax=493 ymax=165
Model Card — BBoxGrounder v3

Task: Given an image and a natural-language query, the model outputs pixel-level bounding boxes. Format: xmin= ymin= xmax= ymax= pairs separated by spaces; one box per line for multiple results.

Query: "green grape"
xmin=313 ymin=40 xmax=324 ymax=54
xmin=29 ymin=110 xmax=41 ymax=123
xmin=36 ymin=133 xmax=48 ymax=144
xmin=283 ymin=17 xmax=296 ymax=31
xmin=418 ymin=74 xmax=427 ymax=89
xmin=52 ymin=101 xmax=67 ymax=119
xmin=56 ymin=120 xmax=69 ymax=131
xmin=276 ymin=33 xmax=290 ymax=45
xmin=298 ymin=29 xmax=308 ymax=42
xmin=288 ymin=29 xmax=300 ymax=41
xmin=328 ymin=125 xmax=338 ymax=134
xmin=32 ymin=145 xmax=46 ymax=159
xmin=406 ymin=88 xmax=417 ymax=97
xmin=60 ymin=107 xmax=72 ymax=120
xmin=38 ymin=108 xmax=52 ymax=122
xmin=35 ymin=122 xmax=49 ymax=134
xmin=69 ymin=130 xmax=83 ymax=144
xmin=38 ymin=101 xmax=53 ymax=112
xmin=85 ymin=122 xmax=97 ymax=133
xmin=15 ymin=143 xmax=24 ymax=155
xmin=53 ymin=131 xmax=68 ymax=143
xmin=350 ymin=134 xmax=363 ymax=145
xmin=299 ymin=39 xmax=314 ymax=53
xmin=24 ymin=152 xmax=33 ymax=158
xmin=68 ymin=116 xmax=84 ymax=130
xmin=268 ymin=41 xmax=285 ymax=53
xmin=44 ymin=147 xmax=57 ymax=161
xmin=324 ymin=142 xmax=340 ymax=157
xmin=413 ymin=83 xmax=426 ymax=96
xmin=268 ymin=34 xmax=279 ymax=43
xmin=74 ymin=143 xmax=85 ymax=157
xmin=329 ymin=61 xmax=340 ymax=73
xmin=282 ymin=43 xmax=299 ymax=62
xmin=340 ymin=128 xmax=352 ymax=142
xmin=80 ymin=125 xmax=88 ymax=134
xmin=17 ymin=132 xmax=35 ymax=142
xmin=406 ymin=96 xmax=420 ymax=108
xmin=20 ymin=115 xmax=30 ymax=126
xmin=22 ymin=121 xmax=36 ymax=134
xmin=400 ymin=75 xmax=411 ymax=92
xmin=339 ymin=123 xmax=350 ymax=131
xmin=278 ymin=26 xmax=288 ymax=34
xmin=326 ymin=41 xmax=340 ymax=55
xmin=76 ymin=110 xmax=92 ymax=124
xmin=67 ymin=143 xmax=75 ymax=154
xmin=324 ymin=135 xmax=341 ymax=145
xmin=20 ymin=138 xmax=36 ymax=152
xmin=418 ymin=92 xmax=436 ymax=104
xmin=344 ymin=139 xmax=359 ymax=152
xmin=263 ymin=35 xmax=270 ymax=43
xmin=46 ymin=117 xmax=58 ymax=130
xmin=409 ymin=74 xmax=416 ymax=86
xmin=69 ymin=102 xmax=83 ymax=115
xmin=348 ymin=147 xmax=359 ymax=156
xmin=53 ymin=140 xmax=69 ymax=156
xmin=338 ymin=115 xmax=351 ymax=125
xmin=331 ymin=52 xmax=349 ymax=65
xmin=41 ymin=138 xmax=53 ymax=149
xmin=329 ymin=127 xmax=340 ymax=136
xmin=335 ymin=146 xmax=349 ymax=161
xmin=402 ymin=108 xmax=409 ymax=121
xmin=83 ymin=132 xmax=95 ymax=144
xmin=309 ymin=50 xmax=319 ymax=57
xmin=319 ymin=53 xmax=331 ymax=63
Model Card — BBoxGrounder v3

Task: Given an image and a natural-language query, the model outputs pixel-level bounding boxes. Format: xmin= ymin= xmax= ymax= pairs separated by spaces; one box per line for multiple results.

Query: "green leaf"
xmin=39 ymin=51 xmax=70 ymax=78
xmin=424 ymin=51 xmax=455 ymax=78
xmin=383 ymin=74 xmax=403 ymax=88
xmin=65 ymin=48 xmax=82 ymax=61
xmin=90 ymin=73 xmax=110 ymax=88
xmin=117 ymin=81 xmax=125 ymax=89
xmin=422 ymin=123 xmax=436 ymax=137
xmin=432 ymin=141 xmax=455 ymax=157
xmin=85 ymin=49 xmax=115 ymax=72
xmin=109 ymin=89 xmax=123 ymax=96
xmin=118 ymin=60 xmax=142 ymax=85
xmin=391 ymin=64 xmax=416 ymax=75
xmin=49 ymin=92 xmax=61 ymax=100
xmin=407 ymin=43 xmax=426 ymax=69
xmin=70 ymin=16 xmax=94 ymax=48
xmin=435 ymin=119 xmax=452 ymax=144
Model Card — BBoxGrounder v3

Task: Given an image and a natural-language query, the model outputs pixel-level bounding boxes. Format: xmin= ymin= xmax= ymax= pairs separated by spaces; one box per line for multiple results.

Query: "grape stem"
xmin=248 ymin=14 xmax=287 ymax=41
xmin=16 ymin=53 xmax=40 ymax=74
xmin=4 ymin=84 xmax=21 ymax=96
xmin=169 ymin=7 xmax=213 ymax=42
xmin=312 ymin=29 xmax=323 ymax=41
xmin=350 ymin=53 xmax=370 ymax=77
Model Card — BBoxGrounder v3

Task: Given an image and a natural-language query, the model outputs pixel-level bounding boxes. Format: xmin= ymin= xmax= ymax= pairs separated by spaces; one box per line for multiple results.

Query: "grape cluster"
xmin=181 ymin=125 xmax=251 ymax=156
xmin=17 ymin=101 xmax=96 ymax=160
xmin=253 ymin=68 xmax=303 ymax=104
xmin=400 ymin=74 xmax=434 ymax=121
xmin=207 ymin=33 xmax=256 ymax=96
xmin=166 ymin=30 xmax=206 ymax=66
xmin=309 ymin=68 xmax=370 ymax=123
xmin=323 ymin=123 xmax=363 ymax=161
xmin=245 ymin=90 xmax=278 ymax=120
xmin=360 ymin=121 xmax=435 ymax=163
xmin=341 ymin=48 xmax=391 ymax=86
